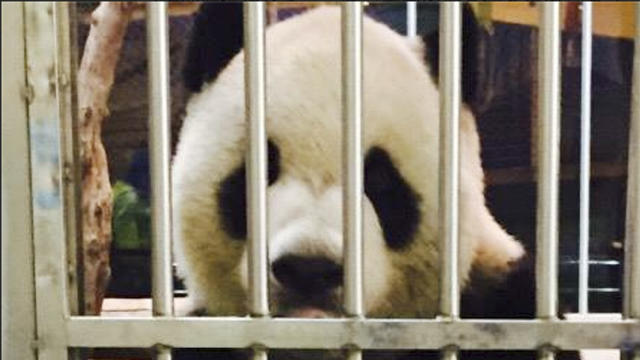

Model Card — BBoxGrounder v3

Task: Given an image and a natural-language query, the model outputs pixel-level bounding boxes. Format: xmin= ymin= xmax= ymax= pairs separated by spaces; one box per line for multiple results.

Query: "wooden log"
xmin=76 ymin=2 xmax=136 ymax=315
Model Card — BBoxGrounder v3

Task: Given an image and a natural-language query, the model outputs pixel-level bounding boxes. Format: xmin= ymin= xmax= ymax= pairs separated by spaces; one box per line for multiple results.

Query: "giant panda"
xmin=171 ymin=3 xmax=577 ymax=360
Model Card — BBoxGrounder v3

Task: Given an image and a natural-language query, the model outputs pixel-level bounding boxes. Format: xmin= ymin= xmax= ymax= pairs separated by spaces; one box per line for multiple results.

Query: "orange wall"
xmin=481 ymin=2 xmax=636 ymax=39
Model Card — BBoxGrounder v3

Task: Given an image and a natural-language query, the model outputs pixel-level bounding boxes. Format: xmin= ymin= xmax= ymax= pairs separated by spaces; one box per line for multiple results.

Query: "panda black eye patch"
xmin=217 ymin=141 xmax=280 ymax=240
xmin=364 ymin=147 xmax=420 ymax=250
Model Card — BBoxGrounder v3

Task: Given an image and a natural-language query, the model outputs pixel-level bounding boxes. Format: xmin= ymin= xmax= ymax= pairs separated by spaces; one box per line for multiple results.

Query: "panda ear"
xmin=183 ymin=2 xmax=244 ymax=92
xmin=417 ymin=3 xmax=480 ymax=105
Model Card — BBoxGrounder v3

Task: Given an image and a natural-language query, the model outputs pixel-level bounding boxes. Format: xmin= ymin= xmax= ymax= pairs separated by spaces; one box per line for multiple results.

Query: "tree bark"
xmin=76 ymin=2 xmax=136 ymax=315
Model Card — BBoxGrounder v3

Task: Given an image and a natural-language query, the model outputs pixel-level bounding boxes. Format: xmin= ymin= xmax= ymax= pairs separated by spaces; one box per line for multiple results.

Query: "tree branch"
xmin=76 ymin=1 xmax=136 ymax=315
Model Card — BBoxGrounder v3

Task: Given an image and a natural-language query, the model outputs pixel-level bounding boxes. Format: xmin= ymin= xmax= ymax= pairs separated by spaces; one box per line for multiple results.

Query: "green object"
xmin=112 ymin=181 xmax=151 ymax=250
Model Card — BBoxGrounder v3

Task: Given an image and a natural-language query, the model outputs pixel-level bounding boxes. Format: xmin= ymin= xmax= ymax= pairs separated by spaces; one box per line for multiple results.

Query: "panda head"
xmin=172 ymin=4 xmax=525 ymax=319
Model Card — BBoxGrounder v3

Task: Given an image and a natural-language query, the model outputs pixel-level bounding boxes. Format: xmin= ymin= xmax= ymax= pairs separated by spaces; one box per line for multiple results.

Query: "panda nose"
xmin=271 ymin=255 xmax=343 ymax=295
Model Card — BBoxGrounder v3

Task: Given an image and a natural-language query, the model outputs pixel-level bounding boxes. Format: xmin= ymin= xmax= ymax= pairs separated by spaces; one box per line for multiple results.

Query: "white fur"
xmin=237 ymin=179 xmax=391 ymax=313
xmin=172 ymin=6 xmax=524 ymax=317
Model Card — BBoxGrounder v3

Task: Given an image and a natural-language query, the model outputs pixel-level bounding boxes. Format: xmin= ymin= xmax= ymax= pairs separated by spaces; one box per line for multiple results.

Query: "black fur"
xmin=461 ymin=255 xmax=536 ymax=319
xmin=364 ymin=147 xmax=421 ymax=250
xmin=421 ymin=3 xmax=479 ymax=105
xmin=217 ymin=141 xmax=281 ymax=239
xmin=460 ymin=255 xmax=580 ymax=360
xmin=183 ymin=2 xmax=244 ymax=92
xmin=272 ymin=255 xmax=343 ymax=295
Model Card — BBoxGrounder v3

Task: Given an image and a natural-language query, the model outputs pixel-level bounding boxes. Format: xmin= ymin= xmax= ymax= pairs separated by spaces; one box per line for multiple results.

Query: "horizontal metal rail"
xmin=67 ymin=317 xmax=640 ymax=350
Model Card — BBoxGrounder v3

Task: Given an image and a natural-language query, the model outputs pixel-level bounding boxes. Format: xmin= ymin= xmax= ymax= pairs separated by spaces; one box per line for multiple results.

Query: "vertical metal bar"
xmin=55 ymin=0 xmax=83 ymax=316
xmin=536 ymin=2 xmax=561 ymax=324
xmin=539 ymin=347 xmax=556 ymax=360
xmin=342 ymin=0 xmax=364 ymax=319
xmin=252 ymin=349 xmax=268 ymax=360
xmin=439 ymin=3 xmax=461 ymax=359
xmin=578 ymin=1 xmax=592 ymax=315
xmin=147 ymin=0 xmax=173 ymax=319
xmin=407 ymin=1 xmax=417 ymax=37
xmin=244 ymin=3 xmax=269 ymax=360
xmin=1 ymin=3 xmax=37 ymax=360
xmin=147 ymin=3 xmax=173 ymax=359
xmin=624 ymin=1 xmax=640 ymax=320
xmin=441 ymin=347 xmax=459 ymax=360
xmin=25 ymin=2 xmax=73 ymax=358
xmin=536 ymin=2 xmax=561 ymax=358
xmin=55 ymin=3 xmax=85 ymax=359
xmin=438 ymin=1 xmax=461 ymax=321
xmin=244 ymin=1 xmax=269 ymax=318
xmin=342 ymin=3 xmax=364 ymax=360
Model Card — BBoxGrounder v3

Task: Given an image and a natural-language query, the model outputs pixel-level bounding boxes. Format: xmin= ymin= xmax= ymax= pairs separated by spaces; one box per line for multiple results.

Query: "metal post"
xmin=147 ymin=3 xmax=173 ymax=359
xmin=536 ymin=2 xmax=561 ymax=359
xmin=438 ymin=0 xmax=461 ymax=320
xmin=25 ymin=2 xmax=75 ymax=358
xmin=539 ymin=347 xmax=556 ymax=360
xmin=244 ymin=0 xmax=269 ymax=319
xmin=342 ymin=0 xmax=364 ymax=319
xmin=342 ymin=2 xmax=364 ymax=360
xmin=1 ymin=3 xmax=37 ymax=359
xmin=578 ymin=1 xmax=592 ymax=315
xmin=244 ymin=3 xmax=269 ymax=360
xmin=623 ymin=1 xmax=640 ymax=320
xmin=439 ymin=2 xmax=461 ymax=359
xmin=55 ymin=0 xmax=83 ymax=314
xmin=55 ymin=3 xmax=85 ymax=359
xmin=407 ymin=1 xmax=417 ymax=37
xmin=536 ymin=1 xmax=561 ymax=321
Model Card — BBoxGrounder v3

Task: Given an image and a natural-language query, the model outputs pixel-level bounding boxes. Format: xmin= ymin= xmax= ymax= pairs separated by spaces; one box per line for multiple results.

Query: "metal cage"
xmin=2 ymin=2 xmax=639 ymax=360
